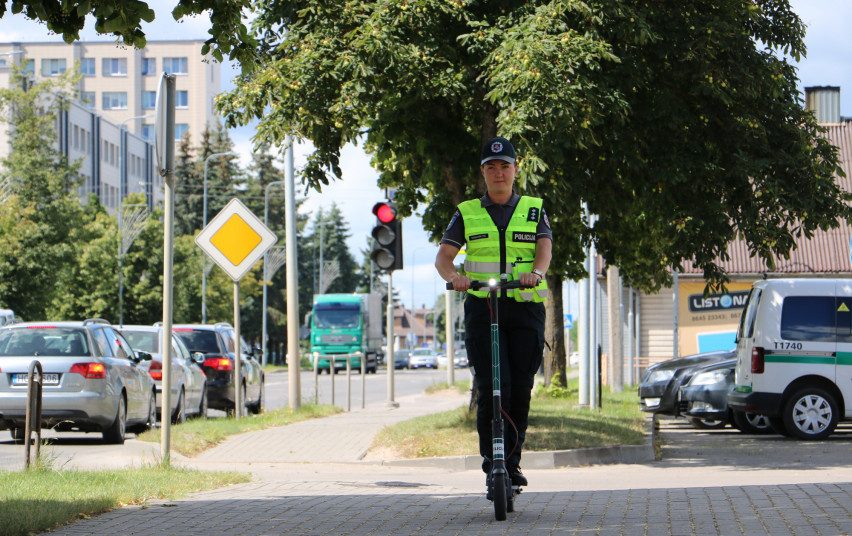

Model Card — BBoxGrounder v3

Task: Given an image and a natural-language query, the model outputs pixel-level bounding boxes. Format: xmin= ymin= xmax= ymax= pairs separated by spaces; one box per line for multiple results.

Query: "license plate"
xmin=11 ymin=373 xmax=60 ymax=386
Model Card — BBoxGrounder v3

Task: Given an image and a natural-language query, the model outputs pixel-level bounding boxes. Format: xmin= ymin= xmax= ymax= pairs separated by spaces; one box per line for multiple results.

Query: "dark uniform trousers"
xmin=464 ymin=295 xmax=545 ymax=472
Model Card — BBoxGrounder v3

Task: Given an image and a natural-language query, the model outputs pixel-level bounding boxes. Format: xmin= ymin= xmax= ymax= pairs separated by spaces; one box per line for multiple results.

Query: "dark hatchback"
xmin=639 ymin=350 xmax=735 ymax=415
xmin=680 ymin=358 xmax=771 ymax=433
xmin=172 ymin=323 xmax=264 ymax=415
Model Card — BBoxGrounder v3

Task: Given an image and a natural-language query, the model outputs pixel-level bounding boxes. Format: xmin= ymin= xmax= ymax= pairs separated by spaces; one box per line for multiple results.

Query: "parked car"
xmin=454 ymin=348 xmax=469 ymax=368
xmin=0 ymin=320 xmax=156 ymax=444
xmin=121 ymin=325 xmax=208 ymax=423
xmin=172 ymin=323 xmax=264 ymax=416
xmin=393 ymin=351 xmax=410 ymax=370
xmin=639 ymin=350 xmax=735 ymax=425
xmin=728 ymin=279 xmax=852 ymax=439
xmin=408 ymin=348 xmax=438 ymax=369
xmin=679 ymin=358 xmax=771 ymax=433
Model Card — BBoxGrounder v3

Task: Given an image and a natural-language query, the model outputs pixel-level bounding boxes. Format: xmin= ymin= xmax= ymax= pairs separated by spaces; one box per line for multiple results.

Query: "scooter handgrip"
xmin=445 ymin=282 xmax=454 ymax=290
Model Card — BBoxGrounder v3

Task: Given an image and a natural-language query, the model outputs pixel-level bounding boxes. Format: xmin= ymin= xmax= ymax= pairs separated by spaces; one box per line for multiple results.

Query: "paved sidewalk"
xmin=41 ymin=399 xmax=852 ymax=535
xmin=189 ymin=390 xmax=469 ymax=466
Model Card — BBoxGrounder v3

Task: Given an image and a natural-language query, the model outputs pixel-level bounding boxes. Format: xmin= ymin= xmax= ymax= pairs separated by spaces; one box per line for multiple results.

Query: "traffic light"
xmin=370 ymin=201 xmax=403 ymax=272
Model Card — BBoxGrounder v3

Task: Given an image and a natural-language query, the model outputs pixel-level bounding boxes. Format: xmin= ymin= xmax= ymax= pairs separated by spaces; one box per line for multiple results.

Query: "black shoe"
xmin=508 ymin=466 xmax=527 ymax=487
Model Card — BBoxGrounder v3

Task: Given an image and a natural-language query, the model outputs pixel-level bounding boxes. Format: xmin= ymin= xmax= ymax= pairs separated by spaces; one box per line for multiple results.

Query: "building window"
xmin=141 ymin=57 xmax=156 ymax=76
xmin=174 ymin=123 xmax=189 ymax=141
xmin=175 ymin=90 xmax=188 ymax=108
xmin=102 ymin=92 xmax=127 ymax=110
xmin=102 ymin=58 xmax=127 ymax=77
xmin=41 ymin=58 xmax=67 ymax=76
xmin=80 ymin=91 xmax=95 ymax=108
xmin=142 ymin=91 xmax=157 ymax=110
xmin=23 ymin=59 xmax=34 ymax=75
xmin=163 ymin=57 xmax=188 ymax=75
xmin=142 ymin=124 xmax=154 ymax=141
xmin=80 ymin=58 xmax=95 ymax=76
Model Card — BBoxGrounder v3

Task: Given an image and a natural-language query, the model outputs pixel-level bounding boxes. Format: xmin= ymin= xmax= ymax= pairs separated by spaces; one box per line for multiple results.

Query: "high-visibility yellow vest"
xmin=458 ymin=196 xmax=549 ymax=302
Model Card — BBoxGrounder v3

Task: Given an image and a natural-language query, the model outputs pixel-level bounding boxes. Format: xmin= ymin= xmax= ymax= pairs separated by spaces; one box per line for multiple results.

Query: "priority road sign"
xmin=196 ymin=198 xmax=278 ymax=282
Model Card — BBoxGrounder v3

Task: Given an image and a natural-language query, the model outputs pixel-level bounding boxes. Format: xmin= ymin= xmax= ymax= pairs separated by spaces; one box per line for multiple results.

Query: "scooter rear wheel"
xmin=493 ymin=473 xmax=507 ymax=521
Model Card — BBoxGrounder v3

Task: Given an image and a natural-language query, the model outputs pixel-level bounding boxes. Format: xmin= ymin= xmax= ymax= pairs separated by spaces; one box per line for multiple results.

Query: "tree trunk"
xmin=543 ymin=275 xmax=567 ymax=387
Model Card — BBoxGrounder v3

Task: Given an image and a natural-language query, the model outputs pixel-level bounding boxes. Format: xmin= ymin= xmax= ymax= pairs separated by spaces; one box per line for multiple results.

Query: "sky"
xmin=1 ymin=1 xmax=850 ymax=314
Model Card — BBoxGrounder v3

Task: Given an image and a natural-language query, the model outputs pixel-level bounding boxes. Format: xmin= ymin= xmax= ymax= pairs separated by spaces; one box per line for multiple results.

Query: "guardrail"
xmin=24 ymin=360 xmax=43 ymax=469
xmin=312 ymin=353 xmax=367 ymax=411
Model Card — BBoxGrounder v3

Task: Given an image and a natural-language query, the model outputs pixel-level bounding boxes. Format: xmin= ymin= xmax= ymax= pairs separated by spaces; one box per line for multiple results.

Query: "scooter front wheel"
xmin=492 ymin=473 xmax=507 ymax=521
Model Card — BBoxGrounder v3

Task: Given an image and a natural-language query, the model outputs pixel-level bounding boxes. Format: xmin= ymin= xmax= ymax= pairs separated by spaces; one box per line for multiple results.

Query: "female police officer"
xmin=435 ymin=136 xmax=552 ymax=492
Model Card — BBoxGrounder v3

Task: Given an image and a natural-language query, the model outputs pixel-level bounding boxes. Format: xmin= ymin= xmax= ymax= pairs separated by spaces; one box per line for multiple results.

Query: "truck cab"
xmin=309 ymin=293 xmax=382 ymax=374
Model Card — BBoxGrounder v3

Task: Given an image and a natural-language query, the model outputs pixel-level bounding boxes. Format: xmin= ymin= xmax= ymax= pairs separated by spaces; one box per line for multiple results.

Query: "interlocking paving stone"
xmin=45 ymin=481 xmax=852 ymax=536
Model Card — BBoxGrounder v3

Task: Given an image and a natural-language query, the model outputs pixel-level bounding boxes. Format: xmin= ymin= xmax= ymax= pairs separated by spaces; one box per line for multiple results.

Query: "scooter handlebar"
xmin=445 ymin=279 xmax=529 ymax=291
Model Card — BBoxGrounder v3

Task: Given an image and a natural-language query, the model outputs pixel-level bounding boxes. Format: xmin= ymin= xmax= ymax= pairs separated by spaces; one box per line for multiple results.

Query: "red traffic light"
xmin=372 ymin=202 xmax=396 ymax=224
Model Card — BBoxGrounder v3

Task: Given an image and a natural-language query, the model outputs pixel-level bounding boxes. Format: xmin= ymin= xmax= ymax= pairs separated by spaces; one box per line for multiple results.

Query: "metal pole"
xmin=318 ymin=217 xmax=324 ymax=293
xmin=160 ymin=75 xmax=176 ymax=466
xmin=387 ymin=272 xmax=398 ymax=407
xmin=313 ymin=352 xmax=319 ymax=405
xmin=202 ymin=151 xmax=237 ymax=323
xmin=234 ymin=281 xmax=242 ymax=419
xmin=361 ymin=352 xmax=366 ymax=409
xmin=262 ymin=180 xmax=285 ymax=367
xmin=346 ymin=354 xmax=351 ymax=411
xmin=330 ymin=356 xmax=336 ymax=406
xmin=578 ymin=260 xmax=589 ymax=406
xmin=673 ymin=271 xmax=679 ymax=359
xmin=445 ymin=290 xmax=455 ymax=386
xmin=628 ymin=287 xmax=634 ymax=386
xmin=588 ymin=214 xmax=598 ymax=409
xmin=284 ymin=136 xmax=301 ymax=409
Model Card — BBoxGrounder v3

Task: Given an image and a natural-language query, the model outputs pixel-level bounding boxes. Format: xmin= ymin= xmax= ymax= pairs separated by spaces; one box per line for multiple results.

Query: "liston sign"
xmin=688 ymin=291 xmax=750 ymax=313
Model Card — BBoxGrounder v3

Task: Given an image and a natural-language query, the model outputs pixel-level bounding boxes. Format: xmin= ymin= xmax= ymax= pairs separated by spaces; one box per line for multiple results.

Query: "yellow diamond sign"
xmin=196 ymin=198 xmax=278 ymax=281
xmin=210 ymin=215 xmax=263 ymax=266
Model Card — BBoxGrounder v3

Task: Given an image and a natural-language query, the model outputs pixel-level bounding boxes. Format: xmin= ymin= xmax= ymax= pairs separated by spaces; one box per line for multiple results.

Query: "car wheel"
xmin=196 ymin=387 xmax=208 ymax=419
xmin=689 ymin=417 xmax=726 ymax=430
xmin=248 ymin=381 xmax=264 ymax=415
xmin=732 ymin=410 xmax=772 ymax=434
xmin=103 ymin=394 xmax=127 ymax=445
xmin=368 ymin=366 xmax=377 ymax=374
xmin=172 ymin=388 xmax=186 ymax=425
xmin=782 ymin=386 xmax=839 ymax=440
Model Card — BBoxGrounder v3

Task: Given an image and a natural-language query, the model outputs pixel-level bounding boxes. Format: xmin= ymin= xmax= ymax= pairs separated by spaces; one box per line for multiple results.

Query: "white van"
xmin=0 ymin=309 xmax=16 ymax=327
xmin=728 ymin=279 xmax=851 ymax=439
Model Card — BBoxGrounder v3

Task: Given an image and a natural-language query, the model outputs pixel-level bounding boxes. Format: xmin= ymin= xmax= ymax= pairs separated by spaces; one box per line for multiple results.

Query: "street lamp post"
xmin=201 ymin=151 xmax=238 ymax=322
xmin=117 ymin=113 xmax=154 ymax=326
xmin=263 ymin=180 xmax=285 ymax=366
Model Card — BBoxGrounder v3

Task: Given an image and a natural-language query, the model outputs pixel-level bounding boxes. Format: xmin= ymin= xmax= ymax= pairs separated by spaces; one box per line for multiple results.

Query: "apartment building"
xmin=0 ymin=40 xmax=220 ymax=146
xmin=0 ymin=40 xmax=221 ymax=210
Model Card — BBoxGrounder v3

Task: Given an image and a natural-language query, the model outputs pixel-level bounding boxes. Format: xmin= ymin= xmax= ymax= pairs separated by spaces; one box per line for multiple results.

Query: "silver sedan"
xmin=0 ymin=321 xmax=156 ymax=444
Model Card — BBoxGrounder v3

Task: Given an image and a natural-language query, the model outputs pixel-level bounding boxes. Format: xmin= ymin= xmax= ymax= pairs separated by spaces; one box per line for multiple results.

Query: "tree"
xmin=0 ymin=68 xmax=88 ymax=320
xmin=218 ymin=0 xmax=849 ymax=386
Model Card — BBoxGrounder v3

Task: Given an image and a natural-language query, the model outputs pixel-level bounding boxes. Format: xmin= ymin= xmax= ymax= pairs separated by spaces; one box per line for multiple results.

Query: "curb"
xmin=372 ymin=414 xmax=658 ymax=470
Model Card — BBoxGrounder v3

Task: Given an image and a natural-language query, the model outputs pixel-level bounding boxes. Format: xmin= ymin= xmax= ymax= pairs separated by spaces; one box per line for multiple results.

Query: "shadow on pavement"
xmin=658 ymin=418 xmax=852 ymax=471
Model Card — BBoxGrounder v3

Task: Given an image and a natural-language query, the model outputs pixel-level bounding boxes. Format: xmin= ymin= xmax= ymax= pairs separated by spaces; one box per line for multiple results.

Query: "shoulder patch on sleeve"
xmin=446 ymin=210 xmax=461 ymax=231
xmin=542 ymin=209 xmax=550 ymax=228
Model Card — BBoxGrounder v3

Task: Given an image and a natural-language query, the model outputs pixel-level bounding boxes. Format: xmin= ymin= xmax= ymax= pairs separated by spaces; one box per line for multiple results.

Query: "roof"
xmin=678 ymin=121 xmax=852 ymax=276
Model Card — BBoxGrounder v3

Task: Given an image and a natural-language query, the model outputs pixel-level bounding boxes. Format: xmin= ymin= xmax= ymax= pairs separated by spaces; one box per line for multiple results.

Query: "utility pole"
xmin=607 ymin=265 xmax=623 ymax=392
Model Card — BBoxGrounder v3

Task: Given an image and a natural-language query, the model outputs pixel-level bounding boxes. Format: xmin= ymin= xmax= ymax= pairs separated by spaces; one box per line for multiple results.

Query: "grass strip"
xmin=0 ymin=466 xmax=248 ymax=536
xmin=372 ymin=377 xmax=644 ymax=458
xmin=425 ymin=379 xmax=472 ymax=395
xmin=137 ymin=404 xmax=341 ymax=457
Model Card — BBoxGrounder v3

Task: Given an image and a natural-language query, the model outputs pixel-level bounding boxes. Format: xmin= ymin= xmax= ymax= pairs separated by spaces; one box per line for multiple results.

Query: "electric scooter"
xmin=447 ymin=274 xmax=525 ymax=521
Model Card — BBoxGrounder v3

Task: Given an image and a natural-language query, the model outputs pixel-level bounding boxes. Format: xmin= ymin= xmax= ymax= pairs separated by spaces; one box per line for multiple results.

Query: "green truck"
xmin=309 ymin=293 xmax=382 ymax=373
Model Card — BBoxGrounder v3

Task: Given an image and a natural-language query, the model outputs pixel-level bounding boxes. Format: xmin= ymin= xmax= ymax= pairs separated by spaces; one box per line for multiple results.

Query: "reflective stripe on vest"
xmin=458 ymin=196 xmax=548 ymax=302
